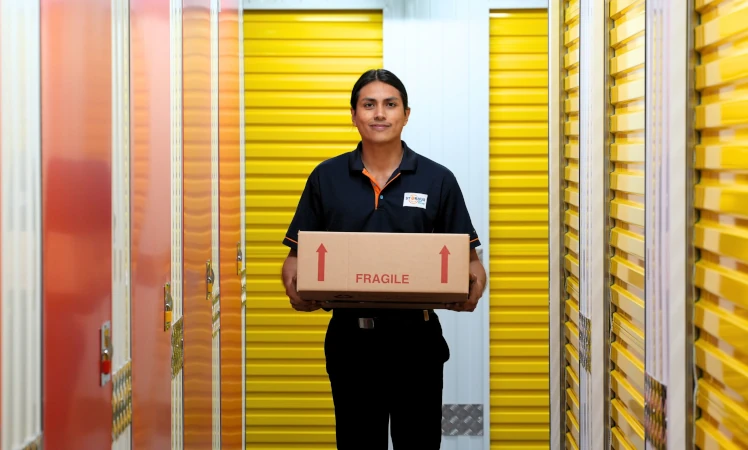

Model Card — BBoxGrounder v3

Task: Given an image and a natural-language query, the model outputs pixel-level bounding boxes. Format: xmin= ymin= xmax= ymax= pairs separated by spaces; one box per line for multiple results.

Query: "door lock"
xmin=206 ymin=260 xmax=214 ymax=301
xmin=164 ymin=283 xmax=174 ymax=331
xmin=100 ymin=321 xmax=113 ymax=386
xmin=236 ymin=242 xmax=243 ymax=276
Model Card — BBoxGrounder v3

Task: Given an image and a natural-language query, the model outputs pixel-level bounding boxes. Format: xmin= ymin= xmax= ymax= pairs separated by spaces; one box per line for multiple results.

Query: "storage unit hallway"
xmin=0 ymin=1 xmax=746 ymax=449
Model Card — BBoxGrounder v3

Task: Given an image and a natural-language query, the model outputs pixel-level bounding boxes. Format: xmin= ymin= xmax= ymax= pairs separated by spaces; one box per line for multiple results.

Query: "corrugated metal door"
xmin=694 ymin=1 xmax=748 ymax=448
xmin=243 ymin=10 xmax=382 ymax=447
xmin=217 ymin=0 xmax=244 ymax=447
xmin=209 ymin=2 xmax=222 ymax=449
xmin=169 ymin=0 xmax=185 ymax=447
xmin=182 ymin=0 xmax=214 ymax=447
xmin=41 ymin=0 xmax=114 ymax=447
xmin=608 ymin=1 xmax=646 ymax=448
xmin=488 ymin=9 xmax=550 ymax=448
xmin=129 ymin=0 xmax=173 ymax=447
xmin=561 ymin=1 xmax=581 ymax=448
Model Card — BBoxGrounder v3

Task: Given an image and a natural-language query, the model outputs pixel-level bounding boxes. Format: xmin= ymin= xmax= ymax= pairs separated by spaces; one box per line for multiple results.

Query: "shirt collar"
xmin=348 ymin=140 xmax=418 ymax=172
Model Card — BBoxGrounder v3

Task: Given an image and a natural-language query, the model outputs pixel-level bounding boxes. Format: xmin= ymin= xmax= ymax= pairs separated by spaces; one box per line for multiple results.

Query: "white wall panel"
xmin=111 ymin=0 xmax=133 ymax=448
xmin=548 ymin=0 xmax=565 ymax=448
xmin=385 ymin=1 xmax=490 ymax=448
xmin=0 ymin=1 xmax=44 ymax=449
xmin=578 ymin=0 xmax=607 ymax=448
xmin=170 ymin=0 xmax=184 ymax=447
xmin=210 ymin=0 xmax=220 ymax=351
xmin=238 ymin=7 xmax=247 ymax=449
xmin=210 ymin=0 xmax=221 ymax=448
xmin=645 ymin=0 xmax=692 ymax=448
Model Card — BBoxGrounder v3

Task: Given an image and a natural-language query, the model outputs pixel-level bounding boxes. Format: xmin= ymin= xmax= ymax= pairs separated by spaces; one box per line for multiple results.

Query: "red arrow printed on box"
xmin=317 ymin=243 xmax=327 ymax=282
xmin=439 ymin=245 xmax=450 ymax=283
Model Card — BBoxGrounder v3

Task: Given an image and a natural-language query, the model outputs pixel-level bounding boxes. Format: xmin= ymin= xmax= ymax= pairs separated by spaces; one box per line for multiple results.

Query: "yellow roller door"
xmin=489 ymin=9 xmax=550 ymax=448
xmin=561 ymin=1 xmax=581 ymax=449
xmin=243 ymin=11 xmax=382 ymax=448
xmin=608 ymin=1 xmax=646 ymax=448
xmin=694 ymin=1 xmax=748 ymax=448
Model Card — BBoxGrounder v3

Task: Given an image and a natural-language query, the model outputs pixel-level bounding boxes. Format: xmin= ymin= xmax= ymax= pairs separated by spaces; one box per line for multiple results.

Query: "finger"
xmin=292 ymin=303 xmax=318 ymax=312
xmin=291 ymin=297 xmax=319 ymax=308
xmin=457 ymin=299 xmax=476 ymax=312
xmin=287 ymin=277 xmax=300 ymax=295
xmin=286 ymin=287 xmax=303 ymax=303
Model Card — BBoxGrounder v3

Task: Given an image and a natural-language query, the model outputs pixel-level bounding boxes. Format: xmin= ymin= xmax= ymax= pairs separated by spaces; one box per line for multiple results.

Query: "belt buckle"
xmin=358 ymin=318 xmax=375 ymax=329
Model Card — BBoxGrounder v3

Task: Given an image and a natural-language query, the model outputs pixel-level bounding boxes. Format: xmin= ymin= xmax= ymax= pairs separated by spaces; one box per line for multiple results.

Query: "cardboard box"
xmin=296 ymin=231 xmax=470 ymax=309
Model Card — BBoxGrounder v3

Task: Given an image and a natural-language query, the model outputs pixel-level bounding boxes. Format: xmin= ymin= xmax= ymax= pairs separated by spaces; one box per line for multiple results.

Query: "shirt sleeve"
xmin=435 ymin=171 xmax=481 ymax=249
xmin=282 ymin=168 xmax=324 ymax=251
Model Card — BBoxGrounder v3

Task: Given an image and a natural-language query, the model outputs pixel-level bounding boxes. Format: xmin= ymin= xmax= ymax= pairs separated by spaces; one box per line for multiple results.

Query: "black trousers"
xmin=324 ymin=311 xmax=450 ymax=450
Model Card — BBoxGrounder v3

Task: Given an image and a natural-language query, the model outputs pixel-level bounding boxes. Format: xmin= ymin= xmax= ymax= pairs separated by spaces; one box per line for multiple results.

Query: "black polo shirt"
xmin=283 ymin=141 xmax=481 ymax=314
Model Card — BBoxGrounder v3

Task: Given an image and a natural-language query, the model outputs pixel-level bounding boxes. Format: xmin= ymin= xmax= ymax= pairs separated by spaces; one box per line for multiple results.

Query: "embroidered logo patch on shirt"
xmin=403 ymin=192 xmax=428 ymax=209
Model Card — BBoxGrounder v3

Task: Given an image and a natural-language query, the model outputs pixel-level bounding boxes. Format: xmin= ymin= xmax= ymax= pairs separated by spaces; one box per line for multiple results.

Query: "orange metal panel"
xmin=41 ymin=0 xmax=113 ymax=447
xmin=218 ymin=0 xmax=243 ymax=447
xmin=129 ymin=0 xmax=173 ymax=447
xmin=182 ymin=0 xmax=214 ymax=447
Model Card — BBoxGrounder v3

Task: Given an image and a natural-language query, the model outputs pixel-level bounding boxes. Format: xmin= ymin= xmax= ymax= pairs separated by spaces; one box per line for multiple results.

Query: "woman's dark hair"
xmin=350 ymin=69 xmax=409 ymax=111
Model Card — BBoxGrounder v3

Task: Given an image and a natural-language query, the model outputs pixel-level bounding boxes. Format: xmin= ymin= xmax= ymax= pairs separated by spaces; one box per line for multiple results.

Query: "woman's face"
xmin=351 ymin=80 xmax=410 ymax=145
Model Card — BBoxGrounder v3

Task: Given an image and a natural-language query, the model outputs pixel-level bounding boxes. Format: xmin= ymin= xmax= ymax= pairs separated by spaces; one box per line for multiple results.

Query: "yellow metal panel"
xmin=695 ymin=1 xmax=748 ymax=448
xmin=489 ymin=9 xmax=550 ymax=449
xmin=566 ymin=389 xmax=580 ymax=422
xmin=556 ymin=2 xmax=582 ymax=447
xmin=243 ymin=10 xmax=383 ymax=448
xmin=610 ymin=371 xmax=645 ymax=424
xmin=608 ymin=2 xmax=646 ymax=447
xmin=612 ymin=427 xmax=638 ymax=450
xmin=611 ymin=399 xmax=645 ymax=449
xmin=610 ymin=0 xmax=640 ymax=18
xmin=696 ymin=380 xmax=748 ymax=444
xmin=611 ymin=286 xmax=644 ymax=328
xmin=695 ymin=419 xmax=745 ymax=450
xmin=610 ymin=256 xmax=645 ymax=291
xmin=565 ymin=410 xmax=580 ymax=447
xmin=612 ymin=313 xmax=645 ymax=356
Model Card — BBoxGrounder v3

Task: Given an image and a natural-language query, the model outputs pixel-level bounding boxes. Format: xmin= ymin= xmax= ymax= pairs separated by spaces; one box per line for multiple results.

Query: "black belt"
xmin=332 ymin=309 xmax=434 ymax=329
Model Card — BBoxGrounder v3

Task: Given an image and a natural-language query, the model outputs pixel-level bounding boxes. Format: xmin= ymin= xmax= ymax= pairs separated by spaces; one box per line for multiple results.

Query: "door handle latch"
xmin=206 ymin=260 xmax=215 ymax=301
xmin=236 ymin=242 xmax=243 ymax=276
xmin=100 ymin=321 xmax=113 ymax=386
xmin=164 ymin=283 xmax=174 ymax=331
